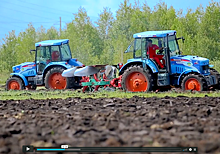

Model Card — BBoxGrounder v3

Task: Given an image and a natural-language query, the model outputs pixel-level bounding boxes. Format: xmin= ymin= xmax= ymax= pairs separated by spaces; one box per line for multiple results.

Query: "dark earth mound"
xmin=0 ymin=96 xmax=220 ymax=154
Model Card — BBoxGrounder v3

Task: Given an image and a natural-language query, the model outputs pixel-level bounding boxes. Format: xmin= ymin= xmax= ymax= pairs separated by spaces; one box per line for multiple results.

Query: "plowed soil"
xmin=0 ymin=96 xmax=220 ymax=154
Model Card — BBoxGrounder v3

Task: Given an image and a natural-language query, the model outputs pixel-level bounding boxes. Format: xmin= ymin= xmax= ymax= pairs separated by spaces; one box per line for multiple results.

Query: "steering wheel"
xmin=157 ymin=48 xmax=164 ymax=54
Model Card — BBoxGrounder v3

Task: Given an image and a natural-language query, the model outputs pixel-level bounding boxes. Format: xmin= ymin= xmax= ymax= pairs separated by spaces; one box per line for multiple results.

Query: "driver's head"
xmin=147 ymin=39 xmax=152 ymax=47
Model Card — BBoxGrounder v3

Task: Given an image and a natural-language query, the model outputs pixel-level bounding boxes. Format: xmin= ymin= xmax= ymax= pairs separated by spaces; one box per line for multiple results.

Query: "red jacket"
xmin=147 ymin=44 xmax=159 ymax=58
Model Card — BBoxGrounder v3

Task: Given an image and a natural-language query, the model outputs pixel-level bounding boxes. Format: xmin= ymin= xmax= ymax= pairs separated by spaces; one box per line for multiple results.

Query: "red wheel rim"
xmin=8 ymin=81 xmax=20 ymax=90
xmin=185 ymin=78 xmax=201 ymax=91
xmin=49 ymin=72 xmax=67 ymax=89
xmin=125 ymin=72 xmax=148 ymax=92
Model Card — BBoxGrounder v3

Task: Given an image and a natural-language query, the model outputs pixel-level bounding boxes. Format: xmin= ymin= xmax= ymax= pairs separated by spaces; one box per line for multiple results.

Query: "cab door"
xmin=36 ymin=46 xmax=51 ymax=75
xmin=141 ymin=37 xmax=148 ymax=70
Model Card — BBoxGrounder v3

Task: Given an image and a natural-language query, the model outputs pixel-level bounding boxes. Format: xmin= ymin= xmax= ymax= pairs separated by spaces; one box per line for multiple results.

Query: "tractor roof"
xmin=133 ymin=30 xmax=176 ymax=38
xmin=35 ymin=39 xmax=69 ymax=47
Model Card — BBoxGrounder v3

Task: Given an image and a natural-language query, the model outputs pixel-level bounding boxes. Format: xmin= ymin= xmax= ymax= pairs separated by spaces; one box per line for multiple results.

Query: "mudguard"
xmin=68 ymin=59 xmax=83 ymax=66
xmin=177 ymin=69 xmax=200 ymax=85
xmin=119 ymin=58 xmax=159 ymax=75
xmin=209 ymin=65 xmax=214 ymax=68
xmin=42 ymin=62 xmax=70 ymax=75
xmin=10 ymin=73 xmax=29 ymax=86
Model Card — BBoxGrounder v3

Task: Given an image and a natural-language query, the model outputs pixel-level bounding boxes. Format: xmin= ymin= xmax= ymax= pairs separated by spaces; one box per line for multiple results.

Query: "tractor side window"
xmin=36 ymin=46 xmax=49 ymax=61
xmin=167 ymin=35 xmax=180 ymax=56
xmin=51 ymin=46 xmax=61 ymax=61
xmin=145 ymin=38 xmax=163 ymax=56
xmin=61 ymin=44 xmax=72 ymax=61
xmin=134 ymin=39 xmax=141 ymax=58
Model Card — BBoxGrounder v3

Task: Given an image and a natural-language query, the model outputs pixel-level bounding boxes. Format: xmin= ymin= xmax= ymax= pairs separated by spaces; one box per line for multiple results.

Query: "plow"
xmin=5 ymin=30 xmax=220 ymax=92
xmin=62 ymin=64 xmax=122 ymax=92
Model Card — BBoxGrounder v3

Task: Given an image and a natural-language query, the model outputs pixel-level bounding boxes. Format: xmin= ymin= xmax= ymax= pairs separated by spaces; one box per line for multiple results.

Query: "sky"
xmin=0 ymin=0 xmax=217 ymax=45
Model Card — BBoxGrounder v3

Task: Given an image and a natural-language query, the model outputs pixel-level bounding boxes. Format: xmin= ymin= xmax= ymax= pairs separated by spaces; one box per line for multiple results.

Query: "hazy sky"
xmin=0 ymin=0 xmax=217 ymax=44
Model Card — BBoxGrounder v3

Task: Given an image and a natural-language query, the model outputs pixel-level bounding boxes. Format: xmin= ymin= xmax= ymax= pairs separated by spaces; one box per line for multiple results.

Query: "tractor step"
xmin=34 ymin=75 xmax=44 ymax=85
xmin=157 ymin=73 xmax=170 ymax=86
xmin=159 ymin=68 xmax=167 ymax=73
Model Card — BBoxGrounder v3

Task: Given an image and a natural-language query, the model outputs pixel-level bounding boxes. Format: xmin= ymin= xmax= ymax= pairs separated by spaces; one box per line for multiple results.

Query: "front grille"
xmin=201 ymin=65 xmax=209 ymax=74
xmin=202 ymin=65 xmax=209 ymax=70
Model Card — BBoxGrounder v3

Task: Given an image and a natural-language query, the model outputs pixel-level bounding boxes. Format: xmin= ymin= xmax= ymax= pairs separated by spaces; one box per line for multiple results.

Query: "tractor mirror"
xmin=124 ymin=40 xmax=134 ymax=53
xmin=30 ymin=50 xmax=36 ymax=54
xmin=177 ymin=37 xmax=185 ymax=43
xmin=124 ymin=45 xmax=132 ymax=53
xmin=182 ymin=37 xmax=185 ymax=43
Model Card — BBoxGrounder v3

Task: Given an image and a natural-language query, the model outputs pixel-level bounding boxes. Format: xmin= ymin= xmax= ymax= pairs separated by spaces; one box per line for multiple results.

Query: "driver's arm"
xmin=157 ymin=47 xmax=164 ymax=50
xmin=154 ymin=45 xmax=164 ymax=54
xmin=154 ymin=45 xmax=163 ymax=51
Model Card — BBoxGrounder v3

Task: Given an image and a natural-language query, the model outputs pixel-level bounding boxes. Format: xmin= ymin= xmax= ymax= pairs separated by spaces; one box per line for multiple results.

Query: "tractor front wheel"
xmin=45 ymin=67 xmax=74 ymax=89
xmin=181 ymin=74 xmax=207 ymax=91
xmin=6 ymin=77 xmax=24 ymax=90
xmin=121 ymin=65 xmax=153 ymax=92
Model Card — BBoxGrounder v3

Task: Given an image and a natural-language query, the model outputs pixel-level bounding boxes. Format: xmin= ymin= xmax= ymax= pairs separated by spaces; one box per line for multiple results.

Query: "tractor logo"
xmin=187 ymin=62 xmax=192 ymax=66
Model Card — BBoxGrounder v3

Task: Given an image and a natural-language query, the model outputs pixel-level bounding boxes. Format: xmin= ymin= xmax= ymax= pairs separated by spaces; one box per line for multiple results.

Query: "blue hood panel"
xmin=170 ymin=55 xmax=210 ymax=75
xmin=12 ymin=62 xmax=36 ymax=76
xmin=171 ymin=55 xmax=209 ymax=65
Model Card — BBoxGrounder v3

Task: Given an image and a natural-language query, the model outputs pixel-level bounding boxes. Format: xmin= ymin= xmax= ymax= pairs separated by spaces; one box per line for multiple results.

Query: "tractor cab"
xmin=124 ymin=30 xmax=181 ymax=73
xmin=33 ymin=39 xmax=76 ymax=75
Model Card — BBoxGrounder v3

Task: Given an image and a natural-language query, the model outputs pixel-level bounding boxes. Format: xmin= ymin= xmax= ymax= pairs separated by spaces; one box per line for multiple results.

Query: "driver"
xmin=52 ymin=51 xmax=60 ymax=61
xmin=146 ymin=39 xmax=165 ymax=69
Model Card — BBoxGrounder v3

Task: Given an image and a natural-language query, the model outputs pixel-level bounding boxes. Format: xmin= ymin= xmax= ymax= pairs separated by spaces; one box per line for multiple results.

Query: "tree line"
xmin=0 ymin=0 xmax=219 ymax=72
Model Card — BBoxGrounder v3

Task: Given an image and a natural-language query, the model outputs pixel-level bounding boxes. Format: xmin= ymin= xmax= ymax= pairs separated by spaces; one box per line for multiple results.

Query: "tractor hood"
xmin=170 ymin=55 xmax=210 ymax=75
xmin=12 ymin=62 xmax=36 ymax=73
xmin=170 ymin=55 xmax=209 ymax=65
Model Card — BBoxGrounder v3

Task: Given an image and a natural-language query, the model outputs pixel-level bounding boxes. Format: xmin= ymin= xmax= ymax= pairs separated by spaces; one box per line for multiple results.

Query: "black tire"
xmin=73 ymin=76 xmax=82 ymax=89
xmin=181 ymin=74 xmax=207 ymax=91
xmin=210 ymin=68 xmax=220 ymax=90
xmin=45 ymin=67 xmax=75 ymax=89
xmin=121 ymin=65 xmax=154 ymax=92
xmin=6 ymin=77 xmax=24 ymax=90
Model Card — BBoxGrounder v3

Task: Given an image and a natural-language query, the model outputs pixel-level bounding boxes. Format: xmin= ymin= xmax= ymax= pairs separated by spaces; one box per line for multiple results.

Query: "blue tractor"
xmin=119 ymin=30 xmax=220 ymax=92
xmin=6 ymin=39 xmax=83 ymax=90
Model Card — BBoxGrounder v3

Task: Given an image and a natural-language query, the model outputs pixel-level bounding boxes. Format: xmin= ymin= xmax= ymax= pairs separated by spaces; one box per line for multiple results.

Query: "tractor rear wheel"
xmin=121 ymin=65 xmax=153 ymax=92
xmin=181 ymin=74 xmax=207 ymax=91
xmin=6 ymin=77 xmax=24 ymax=90
xmin=45 ymin=67 xmax=75 ymax=90
xmin=210 ymin=68 xmax=220 ymax=90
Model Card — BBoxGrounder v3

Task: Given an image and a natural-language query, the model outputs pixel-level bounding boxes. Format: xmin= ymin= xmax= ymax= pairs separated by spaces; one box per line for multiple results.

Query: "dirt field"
xmin=0 ymin=96 xmax=220 ymax=154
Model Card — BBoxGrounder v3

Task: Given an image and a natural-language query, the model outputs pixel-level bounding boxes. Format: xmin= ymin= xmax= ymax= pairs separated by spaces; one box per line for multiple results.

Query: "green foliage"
xmin=0 ymin=0 xmax=220 ymax=73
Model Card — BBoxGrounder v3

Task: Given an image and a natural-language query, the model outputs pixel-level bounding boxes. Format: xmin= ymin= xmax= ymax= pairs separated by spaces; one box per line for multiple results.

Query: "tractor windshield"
xmin=61 ymin=43 xmax=72 ymax=61
xmin=167 ymin=35 xmax=180 ymax=56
